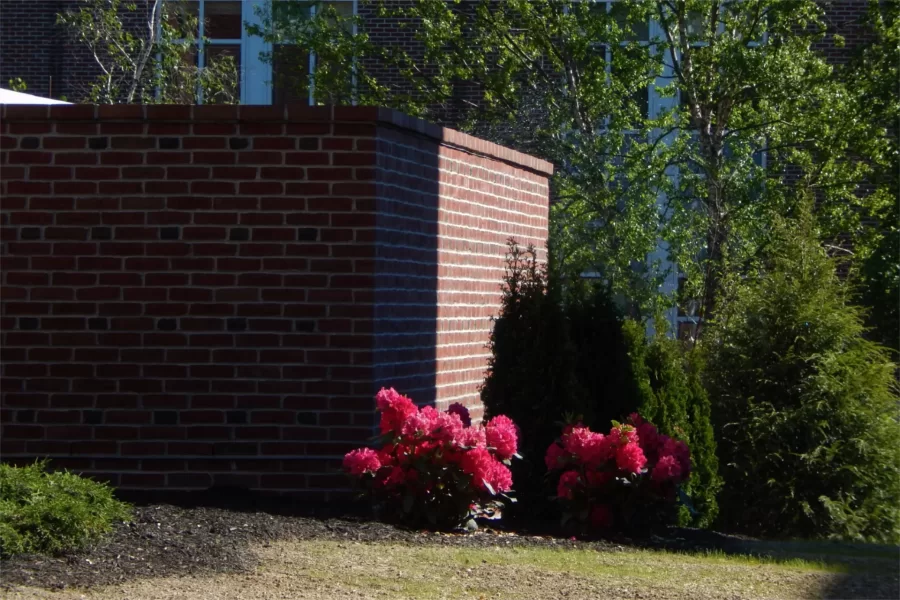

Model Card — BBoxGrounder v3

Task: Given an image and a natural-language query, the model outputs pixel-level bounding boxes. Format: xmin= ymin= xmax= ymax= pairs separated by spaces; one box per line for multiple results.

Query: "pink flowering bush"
xmin=343 ymin=388 xmax=520 ymax=529
xmin=545 ymin=413 xmax=691 ymax=534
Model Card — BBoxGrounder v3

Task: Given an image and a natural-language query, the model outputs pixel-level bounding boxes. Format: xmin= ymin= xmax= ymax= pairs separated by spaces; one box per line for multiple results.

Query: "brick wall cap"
xmin=367 ymin=107 xmax=554 ymax=177
xmin=2 ymin=103 xmax=553 ymax=176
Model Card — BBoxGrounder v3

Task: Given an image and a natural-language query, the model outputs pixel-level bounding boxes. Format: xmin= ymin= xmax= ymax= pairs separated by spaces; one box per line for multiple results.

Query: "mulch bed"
xmin=2 ymin=503 xmax=897 ymax=598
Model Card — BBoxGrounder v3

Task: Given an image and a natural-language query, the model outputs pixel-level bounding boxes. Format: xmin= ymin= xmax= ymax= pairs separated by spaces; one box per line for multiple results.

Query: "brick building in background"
xmin=0 ymin=1 xmax=875 ymax=113
xmin=0 ymin=0 xmax=484 ymax=120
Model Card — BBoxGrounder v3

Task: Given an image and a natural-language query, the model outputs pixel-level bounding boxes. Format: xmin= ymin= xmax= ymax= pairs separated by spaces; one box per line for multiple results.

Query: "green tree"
xmin=58 ymin=0 xmax=239 ymax=104
xmin=254 ymin=0 xmax=889 ymax=328
xmin=705 ymin=204 xmax=900 ymax=543
xmin=843 ymin=1 xmax=899 ymax=353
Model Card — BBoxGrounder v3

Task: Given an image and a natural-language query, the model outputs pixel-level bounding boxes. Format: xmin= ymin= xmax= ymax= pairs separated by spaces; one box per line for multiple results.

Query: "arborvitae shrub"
xmin=706 ymin=209 xmax=900 ymax=543
xmin=480 ymin=243 xmax=585 ymax=515
xmin=565 ymin=280 xmax=643 ymax=429
xmin=623 ymin=321 xmax=721 ymax=528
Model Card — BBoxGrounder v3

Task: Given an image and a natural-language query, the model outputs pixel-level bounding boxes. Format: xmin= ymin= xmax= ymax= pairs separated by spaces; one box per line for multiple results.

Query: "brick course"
xmin=0 ymin=104 xmax=551 ymax=498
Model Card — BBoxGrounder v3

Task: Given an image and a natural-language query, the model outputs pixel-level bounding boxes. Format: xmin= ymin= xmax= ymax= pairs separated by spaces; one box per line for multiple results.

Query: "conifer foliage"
xmin=706 ymin=208 xmax=900 ymax=543
xmin=625 ymin=323 xmax=721 ymax=528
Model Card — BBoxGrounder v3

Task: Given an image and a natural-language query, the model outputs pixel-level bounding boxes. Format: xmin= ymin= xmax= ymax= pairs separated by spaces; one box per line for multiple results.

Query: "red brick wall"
xmin=372 ymin=117 xmax=550 ymax=421
xmin=0 ymin=104 xmax=551 ymax=499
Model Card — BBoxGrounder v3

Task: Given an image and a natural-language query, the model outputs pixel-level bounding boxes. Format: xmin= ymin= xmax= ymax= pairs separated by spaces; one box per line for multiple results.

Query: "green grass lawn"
xmin=13 ymin=537 xmax=886 ymax=600
xmin=268 ymin=540 xmax=890 ymax=599
xmin=6 ymin=536 xmax=898 ymax=599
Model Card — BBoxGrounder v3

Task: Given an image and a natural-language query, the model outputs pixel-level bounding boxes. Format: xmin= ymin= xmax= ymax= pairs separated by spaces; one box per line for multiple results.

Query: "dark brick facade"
xmin=0 ymin=1 xmax=873 ymax=108
xmin=0 ymin=0 xmax=117 ymax=102
xmin=0 ymin=0 xmax=486 ymax=116
xmin=815 ymin=0 xmax=874 ymax=66
xmin=0 ymin=104 xmax=551 ymax=497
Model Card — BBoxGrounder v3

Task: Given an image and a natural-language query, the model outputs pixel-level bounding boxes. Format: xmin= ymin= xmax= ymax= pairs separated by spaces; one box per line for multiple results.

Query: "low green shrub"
xmin=0 ymin=460 xmax=131 ymax=557
xmin=706 ymin=207 xmax=900 ymax=543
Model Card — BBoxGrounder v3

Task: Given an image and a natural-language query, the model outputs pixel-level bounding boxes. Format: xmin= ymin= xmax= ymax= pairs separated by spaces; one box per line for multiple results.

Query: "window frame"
xmin=247 ymin=0 xmax=358 ymax=106
xmin=166 ymin=0 xmax=358 ymax=105
xmin=198 ymin=0 xmax=244 ymax=104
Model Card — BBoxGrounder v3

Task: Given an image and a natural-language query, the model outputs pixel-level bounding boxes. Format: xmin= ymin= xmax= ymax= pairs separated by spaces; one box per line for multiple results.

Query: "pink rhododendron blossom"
xmin=590 ymin=504 xmax=613 ymax=528
xmin=459 ymin=448 xmax=498 ymax=491
xmin=629 ymin=413 xmax=644 ymax=426
xmin=562 ymin=423 xmax=580 ymax=436
xmin=606 ymin=424 xmax=639 ymax=447
xmin=562 ymin=426 xmax=614 ymax=467
xmin=545 ymin=442 xmax=568 ymax=470
xmin=456 ymin=424 xmax=487 ymax=449
xmin=410 ymin=439 xmax=439 ymax=459
xmin=343 ymin=448 xmax=381 ymax=476
xmin=557 ymin=470 xmax=580 ymax=500
xmin=375 ymin=388 xmax=418 ymax=435
xmin=595 ymin=434 xmax=616 ymax=464
xmin=446 ymin=403 xmax=472 ymax=427
xmin=401 ymin=405 xmax=440 ymax=438
xmin=485 ymin=415 xmax=518 ymax=460
xmin=651 ymin=454 xmax=682 ymax=482
xmin=380 ymin=466 xmax=407 ymax=487
xmin=431 ymin=410 xmax=464 ymax=443
xmin=376 ymin=444 xmax=397 ymax=467
xmin=489 ymin=461 xmax=513 ymax=493
xmin=615 ymin=442 xmax=647 ymax=474
xmin=564 ymin=427 xmax=598 ymax=458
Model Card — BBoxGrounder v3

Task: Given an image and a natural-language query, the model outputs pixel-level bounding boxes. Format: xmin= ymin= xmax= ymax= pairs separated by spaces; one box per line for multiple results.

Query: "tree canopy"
xmin=255 ymin=0 xmax=893 ymax=331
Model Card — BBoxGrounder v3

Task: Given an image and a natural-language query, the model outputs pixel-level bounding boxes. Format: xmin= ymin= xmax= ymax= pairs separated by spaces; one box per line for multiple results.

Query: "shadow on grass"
xmin=634 ymin=527 xmax=899 ymax=599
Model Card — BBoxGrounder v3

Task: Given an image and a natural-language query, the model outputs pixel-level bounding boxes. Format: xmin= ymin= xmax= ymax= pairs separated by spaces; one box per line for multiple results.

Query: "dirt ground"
xmin=2 ymin=505 xmax=898 ymax=599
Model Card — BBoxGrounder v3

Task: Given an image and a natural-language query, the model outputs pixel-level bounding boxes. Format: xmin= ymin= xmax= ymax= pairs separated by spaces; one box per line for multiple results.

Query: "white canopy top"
xmin=0 ymin=88 xmax=70 ymax=105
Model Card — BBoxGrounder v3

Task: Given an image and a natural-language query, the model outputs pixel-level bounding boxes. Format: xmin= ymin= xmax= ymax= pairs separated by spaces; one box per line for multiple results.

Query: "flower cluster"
xmin=545 ymin=413 xmax=691 ymax=532
xmin=343 ymin=388 xmax=520 ymax=528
